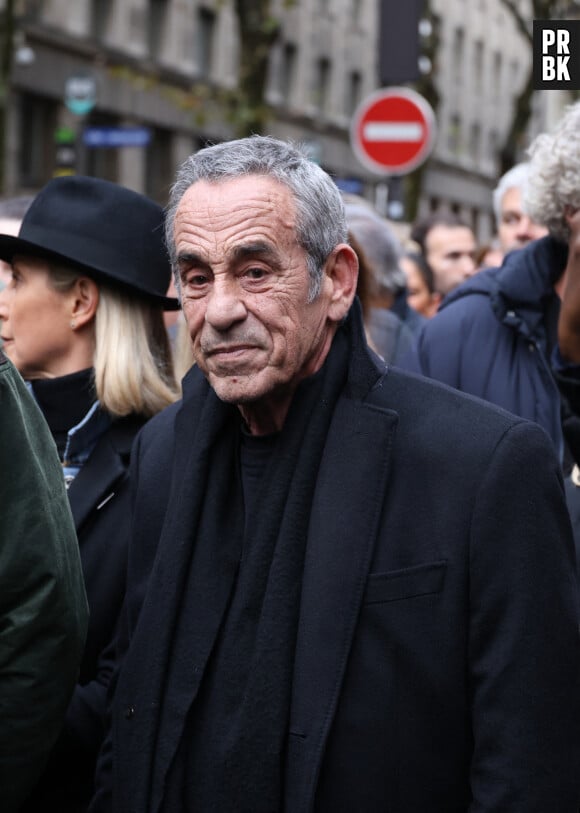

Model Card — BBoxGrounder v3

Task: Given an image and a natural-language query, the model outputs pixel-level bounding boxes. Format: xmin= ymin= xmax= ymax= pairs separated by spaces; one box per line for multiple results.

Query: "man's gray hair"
xmin=344 ymin=200 xmax=406 ymax=296
xmin=492 ymin=163 xmax=531 ymax=224
xmin=165 ymin=135 xmax=348 ymax=300
xmin=525 ymin=101 xmax=580 ymax=243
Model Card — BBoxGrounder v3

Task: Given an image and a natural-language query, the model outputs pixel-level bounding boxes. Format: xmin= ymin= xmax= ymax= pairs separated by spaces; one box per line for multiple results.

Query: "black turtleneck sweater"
xmin=31 ymin=368 xmax=96 ymax=460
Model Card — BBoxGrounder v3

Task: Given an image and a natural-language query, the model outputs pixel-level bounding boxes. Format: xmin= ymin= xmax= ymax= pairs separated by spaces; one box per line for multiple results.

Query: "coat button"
xmin=124 ymin=705 xmax=135 ymax=719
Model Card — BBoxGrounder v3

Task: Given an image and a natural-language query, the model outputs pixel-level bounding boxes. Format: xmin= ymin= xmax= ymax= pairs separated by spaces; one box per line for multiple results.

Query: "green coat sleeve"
xmin=0 ymin=352 xmax=89 ymax=812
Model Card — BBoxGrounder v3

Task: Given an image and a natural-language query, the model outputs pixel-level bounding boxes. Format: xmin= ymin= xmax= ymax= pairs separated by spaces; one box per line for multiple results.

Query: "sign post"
xmin=350 ymin=86 xmax=436 ymax=176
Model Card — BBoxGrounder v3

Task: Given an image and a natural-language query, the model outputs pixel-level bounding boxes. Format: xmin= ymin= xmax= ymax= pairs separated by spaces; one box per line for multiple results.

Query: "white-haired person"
xmin=492 ymin=162 xmax=547 ymax=256
xmin=0 ymin=176 xmax=180 ymax=811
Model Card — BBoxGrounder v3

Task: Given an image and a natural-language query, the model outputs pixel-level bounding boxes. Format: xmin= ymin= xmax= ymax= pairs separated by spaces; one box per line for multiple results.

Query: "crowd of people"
xmin=1 ymin=103 xmax=580 ymax=812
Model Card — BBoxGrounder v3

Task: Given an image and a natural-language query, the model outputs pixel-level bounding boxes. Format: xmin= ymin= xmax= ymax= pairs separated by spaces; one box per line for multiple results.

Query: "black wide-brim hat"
xmin=0 ymin=175 xmax=179 ymax=310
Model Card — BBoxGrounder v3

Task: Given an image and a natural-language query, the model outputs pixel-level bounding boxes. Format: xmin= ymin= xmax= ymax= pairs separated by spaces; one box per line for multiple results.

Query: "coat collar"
xmin=67 ymin=414 xmax=145 ymax=531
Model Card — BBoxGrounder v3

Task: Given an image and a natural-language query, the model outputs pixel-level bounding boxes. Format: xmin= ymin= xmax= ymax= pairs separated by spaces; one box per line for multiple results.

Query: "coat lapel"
xmin=120 ymin=383 xmax=241 ymax=813
xmin=67 ymin=416 xmax=143 ymax=532
xmin=285 ymin=392 xmax=398 ymax=813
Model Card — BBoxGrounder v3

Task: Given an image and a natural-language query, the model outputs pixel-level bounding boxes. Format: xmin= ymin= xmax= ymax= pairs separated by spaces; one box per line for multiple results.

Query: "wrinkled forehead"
xmin=427 ymin=224 xmax=475 ymax=252
xmin=174 ymin=176 xmax=299 ymax=250
xmin=501 ymin=185 xmax=524 ymax=214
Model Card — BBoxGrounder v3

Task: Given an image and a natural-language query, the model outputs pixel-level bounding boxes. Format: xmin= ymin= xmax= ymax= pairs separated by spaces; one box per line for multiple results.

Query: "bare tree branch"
xmin=498 ymin=0 xmax=533 ymax=43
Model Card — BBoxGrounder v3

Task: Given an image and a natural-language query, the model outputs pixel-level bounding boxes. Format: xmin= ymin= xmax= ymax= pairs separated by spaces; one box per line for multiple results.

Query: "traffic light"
xmin=53 ymin=127 xmax=77 ymax=177
xmin=379 ymin=0 xmax=424 ymax=85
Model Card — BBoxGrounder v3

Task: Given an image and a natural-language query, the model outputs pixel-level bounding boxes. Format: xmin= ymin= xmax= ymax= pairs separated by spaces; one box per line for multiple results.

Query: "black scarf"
xmin=162 ymin=322 xmax=352 ymax=812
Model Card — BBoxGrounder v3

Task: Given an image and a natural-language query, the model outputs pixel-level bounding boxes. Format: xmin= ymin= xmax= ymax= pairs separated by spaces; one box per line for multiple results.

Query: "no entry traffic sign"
xmin=350 ymin=87 xmax=436 ymax=175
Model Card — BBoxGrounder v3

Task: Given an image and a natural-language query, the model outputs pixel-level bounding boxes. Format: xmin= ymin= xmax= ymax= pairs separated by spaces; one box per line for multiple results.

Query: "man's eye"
xmin=185 ymin=273 xmax=209 ymax=287
xmin=245 ymin=267 xmax=267 ymax=280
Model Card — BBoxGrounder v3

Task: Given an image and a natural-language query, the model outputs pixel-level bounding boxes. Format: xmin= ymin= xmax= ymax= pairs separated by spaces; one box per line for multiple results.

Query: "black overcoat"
xmin=92 ymin=317 xmax=580 ymax=812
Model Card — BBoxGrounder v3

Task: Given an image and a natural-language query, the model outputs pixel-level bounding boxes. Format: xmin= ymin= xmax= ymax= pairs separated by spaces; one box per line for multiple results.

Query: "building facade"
xmin=421 ymin=0 xmax=565 ymax=241
xmin=0 ymin=0 xmax=571 ymax=238
xmin=3 ymin=0 xmax=379 ymax=202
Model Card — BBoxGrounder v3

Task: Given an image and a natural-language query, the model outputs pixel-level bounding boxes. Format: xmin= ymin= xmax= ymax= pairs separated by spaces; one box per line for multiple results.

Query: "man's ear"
xmin=69 ymin=276 xmax=100 ymax=329
xmin=325 ymin=243 xmax=359 ymax=322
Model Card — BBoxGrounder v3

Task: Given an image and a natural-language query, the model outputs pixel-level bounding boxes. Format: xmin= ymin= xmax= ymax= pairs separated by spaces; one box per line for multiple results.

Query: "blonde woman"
xmin=0 ymin=176 xmax=180 ymax=811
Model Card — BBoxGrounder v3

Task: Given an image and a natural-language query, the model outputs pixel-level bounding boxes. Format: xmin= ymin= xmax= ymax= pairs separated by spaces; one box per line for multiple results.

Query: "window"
xmin=473 ymin=40 xmax=483 ymax=93
xmin=18 ymin=93 xmax=57 ymax=187
xmin=488 ymin=128 xmax=499 ymax=164
xmin=312 ymin=58 xmax=331 ymax=114
xmin=493 ymin=51 xmax=502 ymax=94
xmin=90 ymin=0 xmax=113 ymax=41
xmin=345 ymin=70 xmax=361 ymax=117
xmin=148 ymin=0 xmax=167 ymax=58
xmin=82 ymin=111 xmax=119 ymax=181
xmin=197 ymin=8 xmax=216 ymax=79
xmin=280 ymin=43 xmax=297 ymax=101
xmin=469 ymin=122 xmax=481 ymax=163
xmin=146 ymin=128 xmax=173 ymax=204
xmin=452 ymin=27 xmax=464 ymax=79
xmin=448 ymin=114 xmax=462 ymax=155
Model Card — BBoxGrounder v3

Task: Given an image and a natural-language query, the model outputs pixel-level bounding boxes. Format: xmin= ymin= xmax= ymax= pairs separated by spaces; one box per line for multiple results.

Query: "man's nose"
xmin=204 ymin=278 xmax=247 ymax=330
xmin=463 ymin=255 xmax=477 ymax=277
xmin=515 ymin=216 xmax=534 ymax=240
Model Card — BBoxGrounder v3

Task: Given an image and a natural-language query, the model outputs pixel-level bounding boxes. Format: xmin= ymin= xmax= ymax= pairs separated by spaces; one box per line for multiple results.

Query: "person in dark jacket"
xmin=402 ymin=235 xmax=567 ymax=457
xmin=0 ymin=176 xmax=180 ymax=811
xmin=348 ymin=230 xmax=414 ymax=363
xmin=344 ymin=196 xmax=425 ymax=340
xmin=89 ymin=135 xmax=580 ymax=813
xmin=0 ymin=350 xmax=88 ymax=813
xmin=401 ymin=102 xmax=580 ymax=580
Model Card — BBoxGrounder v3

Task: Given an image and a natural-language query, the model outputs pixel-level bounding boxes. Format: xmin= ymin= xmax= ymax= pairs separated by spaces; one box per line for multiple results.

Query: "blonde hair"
xmin=49 ymin=265 xmax=179 ymax=417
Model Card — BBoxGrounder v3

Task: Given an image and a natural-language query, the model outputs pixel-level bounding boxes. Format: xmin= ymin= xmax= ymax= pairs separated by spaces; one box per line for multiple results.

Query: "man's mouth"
xmin=207 ymin=344 xmax=257 ymax=358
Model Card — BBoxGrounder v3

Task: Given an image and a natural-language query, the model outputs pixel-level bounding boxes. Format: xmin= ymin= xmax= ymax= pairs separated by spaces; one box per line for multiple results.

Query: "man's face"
xmin=424 ymin=224 xmax=477 ymax=296
xmin=498 ymin=186 xmax=548 ymax=253
xmin=174 ymin=175 xmax=343 ymax=433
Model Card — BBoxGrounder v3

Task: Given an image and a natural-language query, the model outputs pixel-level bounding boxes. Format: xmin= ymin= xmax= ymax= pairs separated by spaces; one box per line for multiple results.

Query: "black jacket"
xmin=92 ymin=311 xmax=580 ymax=812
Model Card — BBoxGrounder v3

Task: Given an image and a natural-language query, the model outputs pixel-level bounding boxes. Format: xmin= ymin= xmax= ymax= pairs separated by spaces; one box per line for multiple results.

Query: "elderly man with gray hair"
xmin=90 ymin=134 xmax=579 ymax=813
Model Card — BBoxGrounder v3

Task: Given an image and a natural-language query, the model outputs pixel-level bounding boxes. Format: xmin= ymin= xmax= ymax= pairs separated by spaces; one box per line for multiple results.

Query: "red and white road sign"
xmin=350 ymin=87 xmax=436 ymax=175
